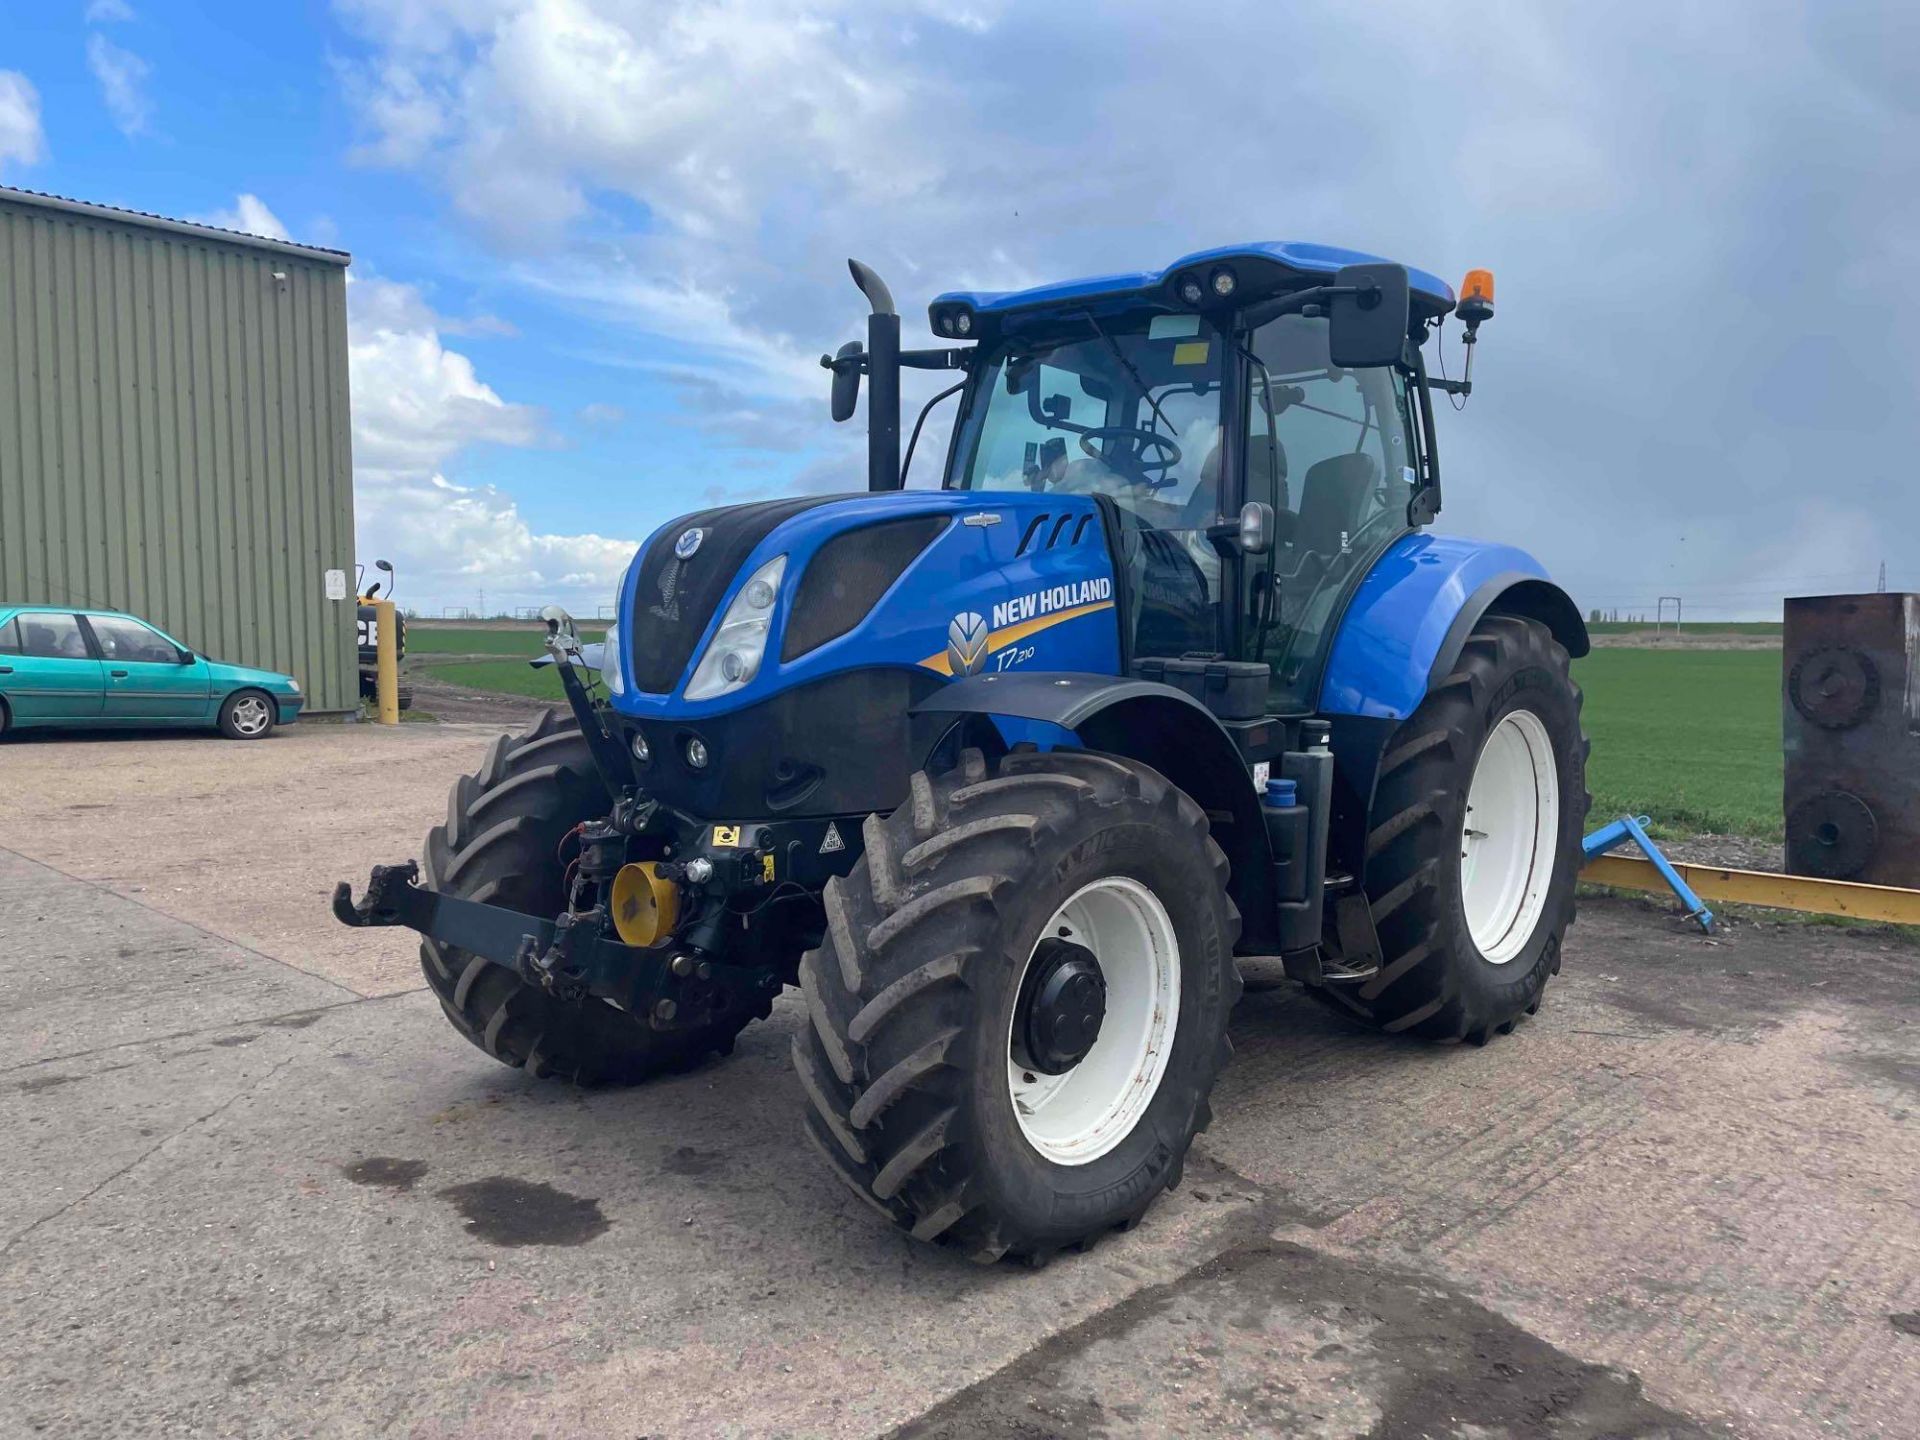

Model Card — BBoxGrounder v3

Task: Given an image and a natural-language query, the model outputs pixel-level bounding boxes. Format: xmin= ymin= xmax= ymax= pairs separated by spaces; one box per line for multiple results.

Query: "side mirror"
xmin=1238 ymin=501 xmax=1275 ymax=556
xmin=539 ymin=604 xmax=579 ymax=649
xmin=828 ymin=341 xmax=863 ymax=423
xmin=1328 ymin=262 xmax=1410 ymax=369
xmin=176 ymin=647 xmax=195 ymax=665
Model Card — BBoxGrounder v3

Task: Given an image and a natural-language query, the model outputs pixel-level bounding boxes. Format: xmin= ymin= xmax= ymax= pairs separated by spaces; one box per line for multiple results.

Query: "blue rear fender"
xmin=1318 ymin=532 xmax=1588 ymax=723
xmin=1309 ymin=532 xmax=1586 ymax=887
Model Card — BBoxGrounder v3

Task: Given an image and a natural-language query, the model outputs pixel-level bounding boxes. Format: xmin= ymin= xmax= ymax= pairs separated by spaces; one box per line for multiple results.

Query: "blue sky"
xmin=2 ymin=0 xmax=1916 ymax=616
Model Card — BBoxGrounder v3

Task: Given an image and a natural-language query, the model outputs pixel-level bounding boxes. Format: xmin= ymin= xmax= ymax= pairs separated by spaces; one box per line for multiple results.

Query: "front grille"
xmin=614 ymin=667 xmax=947 ymax=818
xmin=781 ymin=515 xmax=948 ymax=661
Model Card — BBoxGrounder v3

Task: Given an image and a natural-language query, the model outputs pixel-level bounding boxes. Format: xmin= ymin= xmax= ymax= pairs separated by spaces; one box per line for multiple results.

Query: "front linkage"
xmin=331 ymin=848 xmax=779 ymax=1030
xmin=333 ymin=633 xmax=840 ymax=1038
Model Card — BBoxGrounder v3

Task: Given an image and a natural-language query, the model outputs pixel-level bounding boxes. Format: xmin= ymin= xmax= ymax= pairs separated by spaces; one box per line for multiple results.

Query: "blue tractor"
xmin=337 ymin=243 xmax=1588 ymax=1263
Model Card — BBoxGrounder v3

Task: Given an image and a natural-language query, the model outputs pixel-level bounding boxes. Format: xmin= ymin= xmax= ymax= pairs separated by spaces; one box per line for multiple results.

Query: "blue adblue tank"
xmin=1263 ymin=775 xmax=1309 ymax=905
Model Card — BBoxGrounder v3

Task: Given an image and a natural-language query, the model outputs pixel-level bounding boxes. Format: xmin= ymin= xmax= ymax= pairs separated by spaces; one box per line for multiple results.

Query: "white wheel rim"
xmin=1007 ymin=876 xmax=1179 ymax=1166
xmin=1460 ymin=708 xmax=1560 ymax=964
xmin=233 ymin=697 xmax=270 ymax=735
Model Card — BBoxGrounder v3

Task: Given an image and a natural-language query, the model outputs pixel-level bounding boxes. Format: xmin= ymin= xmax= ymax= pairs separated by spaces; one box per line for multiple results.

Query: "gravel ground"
xmin=1658 ymin=832 xmax=1785 ymax=872
xmin=3 ymin=721 xmax=1915 ymax=1438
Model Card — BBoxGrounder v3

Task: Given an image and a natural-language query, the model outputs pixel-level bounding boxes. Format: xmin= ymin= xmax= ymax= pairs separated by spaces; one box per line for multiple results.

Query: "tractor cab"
xmin=832 ymin=242 xmax=1471 ymax=714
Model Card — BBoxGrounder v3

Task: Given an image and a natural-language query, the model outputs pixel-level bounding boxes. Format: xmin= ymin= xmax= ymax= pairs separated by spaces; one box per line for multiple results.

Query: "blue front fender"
xmin=1318 ymin=533 xmax=1587 ymax=721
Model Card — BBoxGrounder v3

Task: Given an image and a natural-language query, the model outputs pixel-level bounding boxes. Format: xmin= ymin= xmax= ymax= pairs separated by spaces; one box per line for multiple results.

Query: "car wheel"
xmin=218 ymin=690 xmax=277 ymax=740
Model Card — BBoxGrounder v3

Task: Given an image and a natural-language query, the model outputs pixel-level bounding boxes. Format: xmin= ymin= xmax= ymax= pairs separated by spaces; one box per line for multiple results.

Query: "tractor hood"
xmin=607 ymin=489 xmax=1123 ymax=720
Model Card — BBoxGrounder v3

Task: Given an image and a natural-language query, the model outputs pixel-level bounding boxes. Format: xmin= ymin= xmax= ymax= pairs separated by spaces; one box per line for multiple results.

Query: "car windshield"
xmin=946 ymin=312 xmax=1227 ymax=529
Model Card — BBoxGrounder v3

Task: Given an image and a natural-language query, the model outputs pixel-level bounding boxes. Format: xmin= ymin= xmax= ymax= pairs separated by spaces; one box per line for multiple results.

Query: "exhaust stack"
xmin=849 ymin=259 xmax=901 ymax=492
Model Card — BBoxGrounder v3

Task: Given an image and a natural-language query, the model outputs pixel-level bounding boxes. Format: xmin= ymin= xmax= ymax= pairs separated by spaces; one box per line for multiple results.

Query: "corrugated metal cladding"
xmin=0 ymin=186 xmax=358 ymax=712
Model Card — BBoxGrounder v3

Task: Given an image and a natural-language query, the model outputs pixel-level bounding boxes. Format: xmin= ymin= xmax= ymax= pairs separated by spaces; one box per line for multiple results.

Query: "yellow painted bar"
xmin=1581 ymin=854 xmax=1920 ymax=925
xmin=373 ymin=599 xmax=400 ymax=726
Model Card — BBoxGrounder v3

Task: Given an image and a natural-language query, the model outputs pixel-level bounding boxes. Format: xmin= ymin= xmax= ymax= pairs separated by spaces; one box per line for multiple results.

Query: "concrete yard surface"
xmin=2 ymin=723 xmax=1917 ymax=1437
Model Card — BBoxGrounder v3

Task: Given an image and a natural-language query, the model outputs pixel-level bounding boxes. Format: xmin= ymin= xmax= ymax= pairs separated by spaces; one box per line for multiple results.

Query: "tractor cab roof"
xmin=930 ymin=241 xmax=1455 ymax=335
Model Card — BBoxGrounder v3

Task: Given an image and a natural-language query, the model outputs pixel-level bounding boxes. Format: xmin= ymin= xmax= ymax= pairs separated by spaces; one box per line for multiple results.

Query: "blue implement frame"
xmin=1582 ymin=815 xmax=1715 ymax=934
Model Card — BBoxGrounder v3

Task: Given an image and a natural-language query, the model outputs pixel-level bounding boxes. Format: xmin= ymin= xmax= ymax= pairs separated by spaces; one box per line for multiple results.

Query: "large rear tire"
xmin=1323 ymin=614 xmax=1588 ymax=1043
xmin=420 ymin=708 xmax=771 ymax=1083
xmin=794 ymin=747 xmax=1241 ymax=1264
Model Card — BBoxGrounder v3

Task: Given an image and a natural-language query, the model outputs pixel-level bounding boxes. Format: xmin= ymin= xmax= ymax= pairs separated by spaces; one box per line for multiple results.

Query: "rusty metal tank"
xmin=1783 ymin=593 xmax=1920 ymax=886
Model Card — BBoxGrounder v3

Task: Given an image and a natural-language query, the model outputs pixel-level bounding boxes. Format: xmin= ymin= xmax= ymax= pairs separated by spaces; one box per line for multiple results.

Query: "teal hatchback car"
xmin=0 ymin=605 xmax=304 ymax=740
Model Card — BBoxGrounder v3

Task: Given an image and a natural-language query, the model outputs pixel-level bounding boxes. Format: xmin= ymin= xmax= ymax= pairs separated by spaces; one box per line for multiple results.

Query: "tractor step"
xmin=1280 ymin=948 xmax=1380 ymax=986
xmin=1318 ymin=959 xmax=1380 ymax=984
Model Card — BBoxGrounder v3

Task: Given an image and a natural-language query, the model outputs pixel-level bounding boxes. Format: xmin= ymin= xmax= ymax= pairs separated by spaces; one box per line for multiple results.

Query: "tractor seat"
xmin=1185 ymin=436 xmax=1289 ymax=529
xmin=1294 ymin=453 xmax=1380 ymax=558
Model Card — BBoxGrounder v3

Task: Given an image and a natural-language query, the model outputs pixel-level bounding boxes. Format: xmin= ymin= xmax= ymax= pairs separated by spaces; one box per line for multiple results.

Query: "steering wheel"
xmin=1077 ymin=425 xmax=1182 ymax=486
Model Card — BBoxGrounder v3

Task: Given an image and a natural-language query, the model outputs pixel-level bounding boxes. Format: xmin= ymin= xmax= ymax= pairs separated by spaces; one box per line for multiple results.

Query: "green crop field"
xmin=406 ymin=624 xmax=606 ymax=656
xmin=416 ymin=641 xmax=1786 ymax=841
xmin=1575 ymin=648 xmax=1780 ymax=837
xmin=418 ymin=657 xmax=573 ymax=700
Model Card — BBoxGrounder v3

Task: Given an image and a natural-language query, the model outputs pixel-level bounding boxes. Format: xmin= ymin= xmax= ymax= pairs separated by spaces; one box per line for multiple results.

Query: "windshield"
xmin=946 ymin=313 xmax=1227 ymax=530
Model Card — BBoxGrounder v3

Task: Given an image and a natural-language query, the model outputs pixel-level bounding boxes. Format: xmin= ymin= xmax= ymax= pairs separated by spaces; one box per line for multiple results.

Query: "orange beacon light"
xmin=1458 ymin=268 xmax=1494 ymax=334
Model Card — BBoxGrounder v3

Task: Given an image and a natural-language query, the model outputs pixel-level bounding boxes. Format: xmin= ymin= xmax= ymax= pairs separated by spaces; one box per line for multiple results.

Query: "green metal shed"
xmin=0 ymin=185 xmax=357 ymax=713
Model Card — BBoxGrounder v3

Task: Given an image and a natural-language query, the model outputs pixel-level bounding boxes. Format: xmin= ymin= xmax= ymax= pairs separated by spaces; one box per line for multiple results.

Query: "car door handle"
xmin=0 ymin=665 xmax=11 ymax=674
xmin=110 ymin=669 xmax=129 ymax=678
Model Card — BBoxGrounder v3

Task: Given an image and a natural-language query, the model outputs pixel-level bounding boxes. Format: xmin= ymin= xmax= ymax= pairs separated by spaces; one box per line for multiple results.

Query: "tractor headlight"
xmin=600 ymin=622 xmax=625 ymax=694
xmin=684 ymin=554 xmax=786 ymax=701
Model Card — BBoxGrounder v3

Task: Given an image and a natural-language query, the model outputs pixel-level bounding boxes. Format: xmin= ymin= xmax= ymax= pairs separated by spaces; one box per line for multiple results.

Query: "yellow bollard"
xmin=374 ymin=599 xmax=400 ymax=725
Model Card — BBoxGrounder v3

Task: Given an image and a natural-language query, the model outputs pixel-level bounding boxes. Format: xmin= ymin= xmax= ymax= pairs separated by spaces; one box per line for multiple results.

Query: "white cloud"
xmin=86 ymin=33 xmax=151 ymax=136
xmin=356 ymin=472 xmax=636 ymax=610
xmin=331 ymin=0 xmax=1920 ymax=615
xmin=346 ymin=271 xmax=631 ymax=610
xmin=349 ymin=278 xmax=544 ymax=474
xmin=85 ymin=0 xmax=136 ymax=21
xmin=334 ymin=0 xmax=976 ymax=420
xmin=0 ymin=70 xmax=45 ymax=176
xmin=192 ymin=193 xmax=292 ymax=241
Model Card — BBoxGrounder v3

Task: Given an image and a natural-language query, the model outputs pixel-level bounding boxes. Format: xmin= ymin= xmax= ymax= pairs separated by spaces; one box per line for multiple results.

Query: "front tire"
xmin=1327 ymin=613 xmax=1588 ymax=1043
xmin=218 ymin=689 xmax=276 ymax=740
xmin=420 ymin=709 xmax=771 ymax=1083
xmin=795 ymin=747 xmax=1241 ymax=1264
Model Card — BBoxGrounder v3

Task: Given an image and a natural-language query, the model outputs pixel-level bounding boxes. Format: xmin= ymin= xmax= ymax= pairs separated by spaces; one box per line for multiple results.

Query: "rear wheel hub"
xmin=1017 ymin=938 xmax=1107 ymax=1075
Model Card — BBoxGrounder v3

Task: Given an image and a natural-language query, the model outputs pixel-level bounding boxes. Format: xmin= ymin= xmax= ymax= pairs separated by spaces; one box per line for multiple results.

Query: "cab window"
xmin=18 ymin=613 xmax=90 ymax=659
xmin=1240 ymin=314 xmax=1420 ymax=710
xmin=87 ymin=615 xmax=182 ymax=665
xmin=0 ymin=617 xmax=19 ymax=653
xmin=1243 ymin=313 xmax=1417 ymax=532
